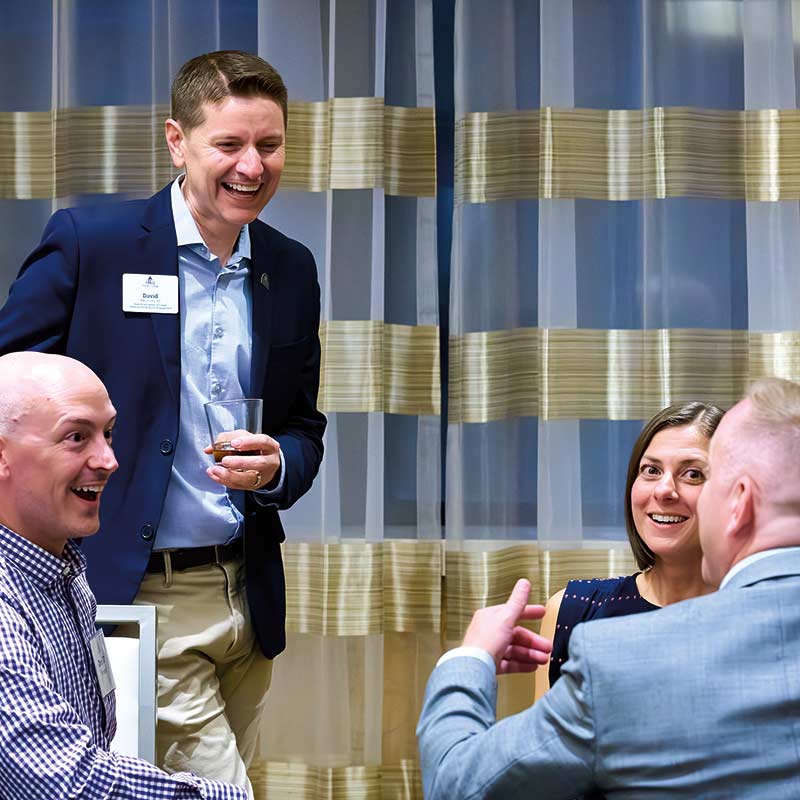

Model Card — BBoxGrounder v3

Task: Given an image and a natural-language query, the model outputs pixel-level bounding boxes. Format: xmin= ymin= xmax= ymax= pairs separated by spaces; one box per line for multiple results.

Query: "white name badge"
xmin=122 ymin=273 xmax=179 ymax=313
xmin=90 ymin=630 xmax=116 ymax=698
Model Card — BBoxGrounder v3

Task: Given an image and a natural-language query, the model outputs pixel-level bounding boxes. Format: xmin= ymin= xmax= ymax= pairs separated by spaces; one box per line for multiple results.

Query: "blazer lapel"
xmin=250 ymin=223 xmax=273 ymax=398
xmin=138 ymin=186 xmax=181 ymax=406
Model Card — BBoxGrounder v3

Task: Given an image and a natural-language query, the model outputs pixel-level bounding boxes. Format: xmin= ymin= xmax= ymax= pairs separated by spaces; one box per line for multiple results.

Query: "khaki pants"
xmin=131 ymin=557 xmax=272 ymax=796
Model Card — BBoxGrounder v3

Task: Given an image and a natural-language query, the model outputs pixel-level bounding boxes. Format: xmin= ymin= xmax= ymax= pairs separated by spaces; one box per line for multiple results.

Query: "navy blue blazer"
xmin=0 ymin=184 xmax=326 ymax=658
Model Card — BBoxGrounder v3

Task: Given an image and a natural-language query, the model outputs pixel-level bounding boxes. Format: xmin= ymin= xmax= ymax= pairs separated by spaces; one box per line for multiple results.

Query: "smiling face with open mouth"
xmin=165 ymin=94 xmax=286 ymax=253
xmin=0 ymin=363 xmax=118 ymax=556
xmin=630 ymin=424 xmax=711 ymax=564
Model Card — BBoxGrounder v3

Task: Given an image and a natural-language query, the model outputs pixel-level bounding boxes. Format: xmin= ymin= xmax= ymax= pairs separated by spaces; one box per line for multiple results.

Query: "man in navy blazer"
xmin=0 ymin=51 xmax=325 ymax=793
xmin=418 ymin=377 xmax=800 ymax=799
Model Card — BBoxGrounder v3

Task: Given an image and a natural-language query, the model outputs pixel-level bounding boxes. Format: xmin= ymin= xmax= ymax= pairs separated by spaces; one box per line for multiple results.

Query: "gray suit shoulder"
xmin=572 ymin=586 xmax=726 ymax=661
xmin=576 ymin=560 xmax=799 ymax=663
xmin=563 ymin=570 xmax=800 ymax=798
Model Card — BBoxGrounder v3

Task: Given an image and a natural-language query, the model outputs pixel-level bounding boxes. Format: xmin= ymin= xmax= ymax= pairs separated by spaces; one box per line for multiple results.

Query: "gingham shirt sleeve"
xmin=0 ymin=600 xmax=246 ymax=800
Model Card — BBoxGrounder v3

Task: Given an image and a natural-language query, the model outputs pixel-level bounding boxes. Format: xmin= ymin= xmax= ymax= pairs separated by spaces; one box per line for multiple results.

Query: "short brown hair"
xmin=624 ymin=401 xmax=725 ymax=570
xmin=171 ymin=50 xmax=288 ymax=131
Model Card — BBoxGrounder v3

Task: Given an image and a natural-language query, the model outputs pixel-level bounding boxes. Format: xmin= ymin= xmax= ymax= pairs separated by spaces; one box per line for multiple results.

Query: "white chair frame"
xmin=95 ymin=604 xmax=157 ymax=764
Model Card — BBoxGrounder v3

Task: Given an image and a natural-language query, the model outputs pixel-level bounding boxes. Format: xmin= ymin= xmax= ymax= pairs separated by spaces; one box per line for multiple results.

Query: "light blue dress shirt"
xmin=153 ymin=178 xmax=281 ymax=550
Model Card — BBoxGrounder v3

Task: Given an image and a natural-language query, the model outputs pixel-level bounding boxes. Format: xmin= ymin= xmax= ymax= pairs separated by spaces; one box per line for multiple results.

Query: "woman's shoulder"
xmin=562 ymin=574 xmax=637 ymax=601
xmin=548 ymin=577 xmax=627 ymax=682
xmin=558 ymin=575 xmax=643 ymax=620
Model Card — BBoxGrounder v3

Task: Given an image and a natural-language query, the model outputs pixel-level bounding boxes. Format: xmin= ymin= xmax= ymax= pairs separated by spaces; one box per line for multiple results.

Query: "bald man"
xmin=419 ymin=377 xmax=800 ymax=799
xmin=0 ymin=352 xmax=246 ymax=799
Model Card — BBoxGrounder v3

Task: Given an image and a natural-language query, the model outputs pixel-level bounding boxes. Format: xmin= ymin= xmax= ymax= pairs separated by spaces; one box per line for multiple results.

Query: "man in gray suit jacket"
xmin=418 ymin=377 xmax=800 ymax=799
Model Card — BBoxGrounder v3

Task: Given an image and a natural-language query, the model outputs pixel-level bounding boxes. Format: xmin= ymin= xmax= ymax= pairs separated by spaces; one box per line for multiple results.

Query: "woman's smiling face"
xmin=630 ymin=424 xmax=711 ymax=564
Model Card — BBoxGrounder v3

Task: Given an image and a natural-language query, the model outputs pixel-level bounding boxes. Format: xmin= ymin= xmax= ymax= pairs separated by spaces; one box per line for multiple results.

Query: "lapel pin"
xmin=260 ymin=273 xmax=270 ymax=291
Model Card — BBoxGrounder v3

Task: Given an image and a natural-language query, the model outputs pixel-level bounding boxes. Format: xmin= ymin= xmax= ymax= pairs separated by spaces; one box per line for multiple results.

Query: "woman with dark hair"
xmin=534 ymin=401 xmax=724 ymax=700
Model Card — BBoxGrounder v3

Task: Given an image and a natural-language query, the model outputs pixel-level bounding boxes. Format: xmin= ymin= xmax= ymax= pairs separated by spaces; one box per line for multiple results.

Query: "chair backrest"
xmin=95 ymin=604 xmax=157 ymax=763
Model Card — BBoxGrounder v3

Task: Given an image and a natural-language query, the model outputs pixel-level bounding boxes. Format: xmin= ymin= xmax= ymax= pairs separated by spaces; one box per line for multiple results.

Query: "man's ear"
xmin=0 ymin=437 xmax=12 ymax=480
xmin=726 ymin=475 xmax=754 ymax=545
xmin=164 ymin=119 xmax=187 ymax=170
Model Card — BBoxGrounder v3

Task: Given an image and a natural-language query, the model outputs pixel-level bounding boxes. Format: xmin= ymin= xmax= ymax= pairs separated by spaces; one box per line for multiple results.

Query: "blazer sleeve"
xmin=268 ymin=248 xmax=326 ymax=511
xmin=0 ymin=209 xmax=80 ymax=355
xmin=417 ymin=632 xmax=598 ymax=800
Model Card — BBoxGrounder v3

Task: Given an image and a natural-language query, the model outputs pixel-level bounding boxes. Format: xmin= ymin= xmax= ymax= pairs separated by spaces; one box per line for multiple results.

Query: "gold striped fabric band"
xmin=283 ymin=541 xmax=443 ymax=636
xmin=449 ymin=327 xmax=800 ymax=423
xmin=282 ymin=98 xmax=436 ymax=196
xmin=0 ymin=106 xmax=172 ymax=198
xmin=282 ymin=540 xmax=638 ymax=638
xmin=250 ymin=759 xmax=421 ymax=800
xmin=444 ymin=543 xmax=637 ymax=639
xmin=457 ymin=106 xmax=800 ymax=203
xmin=319 ymin=321 xmax=441 ymax=416
xmin=0 ymin=99 xmax=436 ymax=199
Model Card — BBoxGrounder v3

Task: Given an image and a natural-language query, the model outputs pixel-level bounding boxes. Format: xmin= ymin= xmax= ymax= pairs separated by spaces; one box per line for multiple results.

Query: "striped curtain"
xmin=446 ymin=0 xmax=800 ymax=713
xmin=6 ymin=0 xmax=800 ymax=796
xmin=0 ymin=1 xmax=439 ymax=797
xmin=256 ymin=1 xmax=440 ymax=797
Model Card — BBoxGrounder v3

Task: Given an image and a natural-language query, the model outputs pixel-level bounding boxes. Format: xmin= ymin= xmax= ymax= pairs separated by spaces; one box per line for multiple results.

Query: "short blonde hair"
xmin=730 ymin=378 xmax=800 ymax=501
xmin=746 ymin=377 xmax=800 ymax=429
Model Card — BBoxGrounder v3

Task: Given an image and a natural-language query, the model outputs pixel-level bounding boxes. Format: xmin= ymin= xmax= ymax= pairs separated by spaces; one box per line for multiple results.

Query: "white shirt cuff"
xmin=436 ymin=646 xmax=495 ymax=673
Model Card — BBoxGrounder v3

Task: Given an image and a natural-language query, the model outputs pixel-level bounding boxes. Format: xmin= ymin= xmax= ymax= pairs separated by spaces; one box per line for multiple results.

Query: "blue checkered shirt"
xmin=0 ymin=524 xmax=246 ymax=799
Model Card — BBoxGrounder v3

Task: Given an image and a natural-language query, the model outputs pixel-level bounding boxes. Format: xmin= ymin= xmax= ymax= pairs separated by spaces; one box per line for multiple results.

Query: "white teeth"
xmin=72 ymin=486 xmax=104 ymax=494
xmin=650 ymin=514 xmax=687 ymax=524
xmin=225 ymin=182 xmax=260 ymax=192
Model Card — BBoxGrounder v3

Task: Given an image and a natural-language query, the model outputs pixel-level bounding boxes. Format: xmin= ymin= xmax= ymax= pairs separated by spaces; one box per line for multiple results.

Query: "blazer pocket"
xmin=264 ymin=338 xmax=310 ymax=404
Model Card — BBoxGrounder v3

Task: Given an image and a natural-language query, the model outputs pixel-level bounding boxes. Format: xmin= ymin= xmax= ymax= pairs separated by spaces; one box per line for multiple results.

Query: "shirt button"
xmin=62 ymin=564 xmax=71 ymax=577
xmin=140 ymin=524 xmax=155 ymax=541
xmin=214 ymin=327 xmax=223 ymax=338
xmin=159 ymin=438 xmax=174 ymax=455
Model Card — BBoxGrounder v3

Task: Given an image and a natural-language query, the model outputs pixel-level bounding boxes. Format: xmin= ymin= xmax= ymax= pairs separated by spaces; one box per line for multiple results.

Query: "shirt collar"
xmin=0 ymin=524 xmax=86 ymax=589
xmin=170 ymin=176 xmax=251 ymax=264
xmin=719 ymin=546 xmax=800 ymax=589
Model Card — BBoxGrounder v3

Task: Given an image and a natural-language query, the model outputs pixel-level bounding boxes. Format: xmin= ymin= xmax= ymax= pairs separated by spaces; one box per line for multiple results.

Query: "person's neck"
xmin=0 ymin=515 xmax=67 ymax=558
xmin=637 ymin=557 xmax=714 ymax=607
xmin=194 ymin=219 xmax=239 ymax=268
xmin=181 ymin=182 xmax=241 ymax=267
xmin=722 ymin=514 xmax=800 ymax=576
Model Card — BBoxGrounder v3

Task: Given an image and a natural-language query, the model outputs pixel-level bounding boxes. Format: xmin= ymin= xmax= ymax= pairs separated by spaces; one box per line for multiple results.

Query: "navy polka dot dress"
xmin=549 ymin=573 xmax=658 ymax=687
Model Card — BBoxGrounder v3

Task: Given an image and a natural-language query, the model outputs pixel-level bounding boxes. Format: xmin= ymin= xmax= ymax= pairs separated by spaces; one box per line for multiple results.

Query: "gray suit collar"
xmin=723 ymin=547 xmax=800 ymax=590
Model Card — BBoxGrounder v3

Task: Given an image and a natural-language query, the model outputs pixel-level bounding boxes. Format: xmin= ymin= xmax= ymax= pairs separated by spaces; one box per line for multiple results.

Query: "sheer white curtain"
xmin=447 ymin=0 xmax=800 ymax=648
xmin=258 ymin=2 xmax=441 ymax=794
xmin=741 ymin=1 xmax=800 ymax=335
xmin=0 ymin=2 xmax=439 ymax=796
